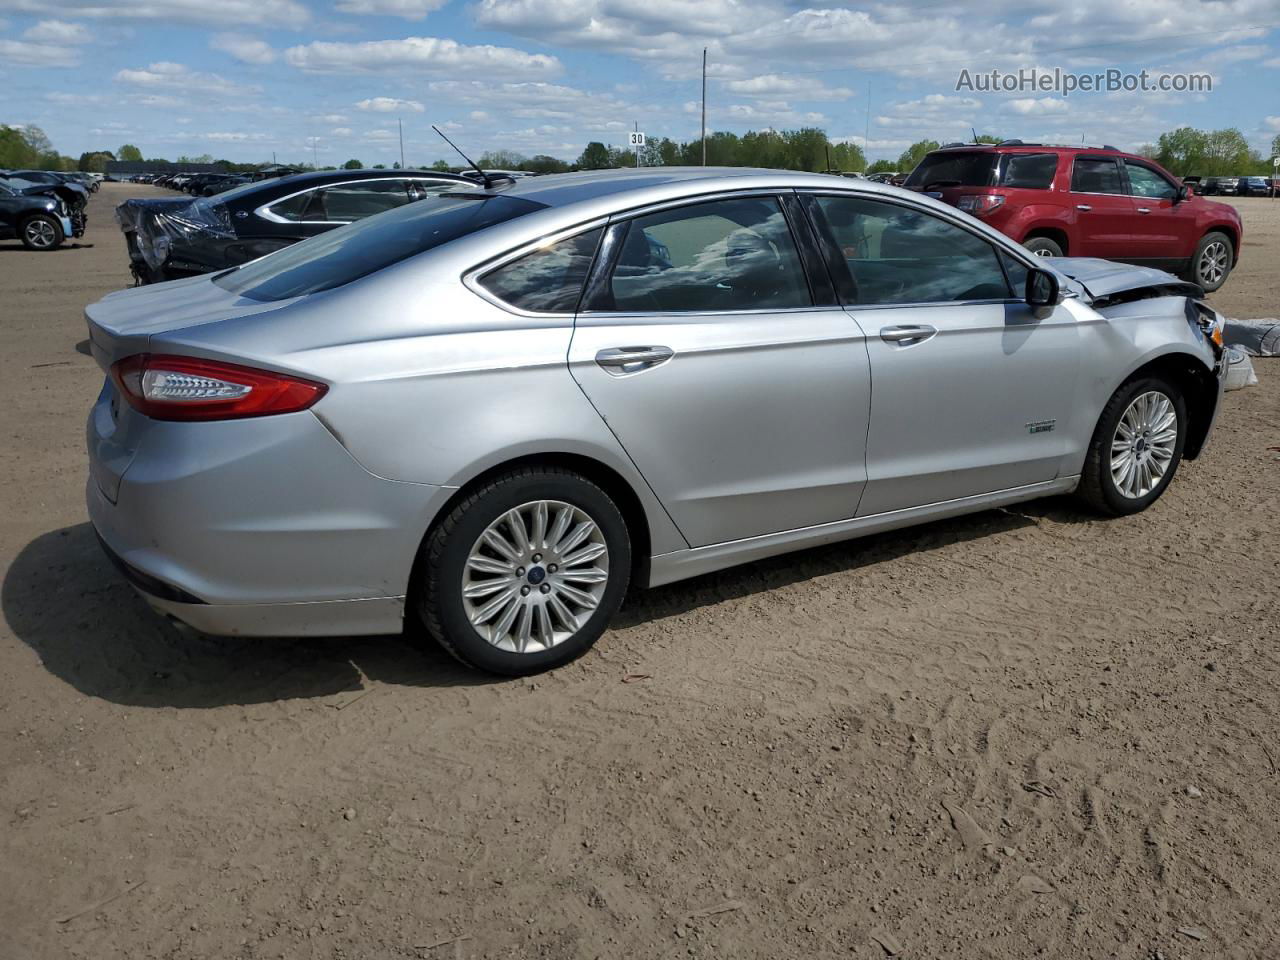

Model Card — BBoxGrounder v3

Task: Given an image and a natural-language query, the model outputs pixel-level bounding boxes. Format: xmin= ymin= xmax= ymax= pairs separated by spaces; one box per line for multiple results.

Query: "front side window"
xmin=479 ymin=228 xmax=602 ymax=313
xmin=593 ymin=196 xmax=810 ymax=313
xmin=814 ymin=195 xmax=1014 ymax=306
xmin=1124 ymin=162 xmax=1178 ymax=200
xmin=1071 ymin=158 xmax=1124 ymax=195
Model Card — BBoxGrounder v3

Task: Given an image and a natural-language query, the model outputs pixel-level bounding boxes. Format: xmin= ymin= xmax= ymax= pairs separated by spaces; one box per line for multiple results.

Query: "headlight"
xmin=1194 ymin=302 xmax=1225 ymax=348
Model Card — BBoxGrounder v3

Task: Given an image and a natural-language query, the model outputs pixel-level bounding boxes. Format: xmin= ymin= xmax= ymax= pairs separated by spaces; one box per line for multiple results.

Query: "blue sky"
xmin=1 ymin=0 xmax=1278 ymax=167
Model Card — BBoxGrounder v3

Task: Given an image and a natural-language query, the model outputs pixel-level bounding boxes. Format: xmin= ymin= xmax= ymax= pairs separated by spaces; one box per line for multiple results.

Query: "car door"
xmin=567 ymin=192 xmax=873 ymax=548
xmin=1122 ymin=160 xmax=1195 ymax=265
xmin=801 ymin=192 xmax=1080 ymax=517
xmin=0 ymin=185 xmax=16 ymax=233
xmin=1068 ymin=156 xmax=1136 ymax=258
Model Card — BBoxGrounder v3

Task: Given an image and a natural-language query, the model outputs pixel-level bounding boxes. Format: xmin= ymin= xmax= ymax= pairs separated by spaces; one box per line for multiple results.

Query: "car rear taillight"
xmin=111 ymin=354 xmax=327 ymax=422
xmin=957 ymin=194 xmax=1006 ymax=216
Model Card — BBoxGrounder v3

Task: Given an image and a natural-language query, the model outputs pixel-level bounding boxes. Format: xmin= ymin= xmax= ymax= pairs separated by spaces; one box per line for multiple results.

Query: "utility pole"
xmin=701 ymin=48 xmax=707 ymax=166
xmin=863 ymin=79 xmax=871 ymax=173
xmin=398 ymin=118 xmax=405 ymax=170
xmin=635 ymin=121 xmax=640 ymax=168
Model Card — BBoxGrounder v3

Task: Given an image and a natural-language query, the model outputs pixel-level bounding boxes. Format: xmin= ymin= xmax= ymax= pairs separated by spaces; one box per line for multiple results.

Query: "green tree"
xmin=525 ymin=154 xmax=570 ymax=174
xmin=1155 ymin=127 xmax=1208 ymax=176
xmin=867 ymin=158 xmax=897 ymax=175
xmin=577 ymin=141 xmax=610 ymax=170
xmin=77 ymin=150 xmax=115 ymax=173
xmin=342 ymin=158 xmax=363 ymax=169
xmin=0 ymin=125 xmax=39 ymax=168
xmin=429 ymin=159 xmax=452 ymax=172
xmin=1272 ymin=133 xmax=1280 ymax=160
xmin=118 ymin=144 xmax=143 ymax=162
xmin=828 ymin=141 xmax=867 ymax=173
xmin=895 ymin=139 xmax=940 ymax=175
xmin=478 ymin=149 xmax=528 ymax=169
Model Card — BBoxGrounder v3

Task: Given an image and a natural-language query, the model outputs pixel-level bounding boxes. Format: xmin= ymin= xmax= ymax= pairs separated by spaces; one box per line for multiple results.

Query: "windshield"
xmin=213 ymin=192 xmax=545 ymax=302
xmin=905 ymin=152 xmax=997 ymax=188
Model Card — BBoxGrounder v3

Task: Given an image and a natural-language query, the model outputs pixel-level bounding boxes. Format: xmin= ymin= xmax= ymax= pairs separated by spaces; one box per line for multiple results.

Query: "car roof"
xmin=482 ymin=166 xmax=888 ymax=209
xmin=930 ymin=143 xmax=1128 ymax=156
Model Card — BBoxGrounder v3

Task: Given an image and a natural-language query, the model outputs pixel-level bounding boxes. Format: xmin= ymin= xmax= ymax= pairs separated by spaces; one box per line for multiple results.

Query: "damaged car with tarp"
xmin=0 ymin=173 xmax=88 ymax=250
xmin=116 ymin=168 xmax=476 ymax=284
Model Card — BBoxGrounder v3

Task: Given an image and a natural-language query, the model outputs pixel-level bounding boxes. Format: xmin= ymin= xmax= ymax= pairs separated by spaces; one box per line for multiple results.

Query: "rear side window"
xmin=479 ymin=228 xmax=602 ymax=313
xmin=214 ymin=193 xmax=546 ymax=302
xmin=1071 ymin=158 xmax=1124 ymax=195
xmin=999 ymin=153 xmax=1057 ymax=189
xmin=590 ymin=196 xmax=811 ymax=313
xmin=904 ymin=152 xmax=997 ymax=189
xmin=320 ymin=180 xmax=411 ymax=221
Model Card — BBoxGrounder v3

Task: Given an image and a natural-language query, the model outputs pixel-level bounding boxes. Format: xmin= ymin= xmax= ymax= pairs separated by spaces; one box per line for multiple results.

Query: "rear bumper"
xmin=86 ymin=395 xmax=456 ymax=637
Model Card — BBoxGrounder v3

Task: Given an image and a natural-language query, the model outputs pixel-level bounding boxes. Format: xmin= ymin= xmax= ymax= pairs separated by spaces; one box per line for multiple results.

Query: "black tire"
xmin=1023 ymin=235 xmax=1063 ymax=258
xmin=1185 ymin=231 xmax=1233 ymax=292
xmin=1077 ymin=376 xmax=1186 ymax=516
xmin=416 ymin=467 xmax=631 ymax=675
xmin=20 ymin=214 xmax=64 ymax=251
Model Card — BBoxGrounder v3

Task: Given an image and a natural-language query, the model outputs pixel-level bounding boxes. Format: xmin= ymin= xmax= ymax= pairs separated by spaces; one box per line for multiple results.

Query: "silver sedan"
xmin=86 ymin=168 xmax=1227 ymax=674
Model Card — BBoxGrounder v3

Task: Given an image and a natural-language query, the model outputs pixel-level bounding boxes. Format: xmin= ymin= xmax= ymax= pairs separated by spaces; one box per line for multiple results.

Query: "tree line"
xmin=7 ymin=121 xmax=1278 ymax=180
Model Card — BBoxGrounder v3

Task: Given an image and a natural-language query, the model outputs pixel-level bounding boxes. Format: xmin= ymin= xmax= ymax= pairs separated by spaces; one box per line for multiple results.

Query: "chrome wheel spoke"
xmin=1110 ymin=390 xmax=1178 ymax=500
xmin=462 ymin=498 xmax=610 ymax=655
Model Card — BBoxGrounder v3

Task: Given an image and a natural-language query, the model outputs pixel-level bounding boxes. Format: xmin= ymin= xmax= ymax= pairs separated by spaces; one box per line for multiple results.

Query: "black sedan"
xmin=0 ymin=175 xmax=86 ymax=250
xmin=117 ymin=168 xmax=476 ymax=283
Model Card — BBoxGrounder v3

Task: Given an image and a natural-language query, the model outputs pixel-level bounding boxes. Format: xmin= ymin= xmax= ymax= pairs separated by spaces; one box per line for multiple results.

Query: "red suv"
xmin=904 ymin=142 xmax=1243 ymax=291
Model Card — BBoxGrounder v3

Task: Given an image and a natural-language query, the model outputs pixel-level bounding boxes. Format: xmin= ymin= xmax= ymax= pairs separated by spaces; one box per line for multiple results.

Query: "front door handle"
xmin=1136 ymin=206 xmax=1151 ymax=214
xmin=880 ymin=325 xmax=936 ymax=344
xmin=595 ymin=345 xmax=674 ymax=374
xmin=1076 ymin=204 xmax=1092 ymax=211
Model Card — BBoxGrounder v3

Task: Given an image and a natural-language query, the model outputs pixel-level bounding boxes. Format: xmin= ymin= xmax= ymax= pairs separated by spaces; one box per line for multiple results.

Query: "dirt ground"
xmin=1 ymin=184 xmax=1277 ymax=960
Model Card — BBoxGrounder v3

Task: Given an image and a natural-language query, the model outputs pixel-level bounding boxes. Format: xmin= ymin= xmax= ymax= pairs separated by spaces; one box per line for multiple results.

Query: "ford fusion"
xmin=86 ymin=168 xmax=1227 ymax=675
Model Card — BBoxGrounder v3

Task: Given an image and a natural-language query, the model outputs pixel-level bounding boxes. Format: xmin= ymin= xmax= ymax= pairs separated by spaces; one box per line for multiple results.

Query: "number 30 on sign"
xmin=629 ymin=132 xmax=646 ymax=147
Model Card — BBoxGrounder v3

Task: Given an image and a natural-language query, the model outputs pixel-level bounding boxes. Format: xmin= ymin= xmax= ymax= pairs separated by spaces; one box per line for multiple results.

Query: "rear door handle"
xmin=880 ymin=325 xmax=936 ymax=344
xmin=1076 ymin=204 xmax=1092 ymax=211
xmin=595 ymin=346 xmax=674 ymax=374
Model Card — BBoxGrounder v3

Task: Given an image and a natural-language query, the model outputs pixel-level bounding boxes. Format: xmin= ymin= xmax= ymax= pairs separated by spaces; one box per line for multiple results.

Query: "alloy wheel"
xmin=461 ymin=499 xmax=610 ymax=654
xmin=1032 ymin=247 xmax=1054 ymax=257
xmin=1198 ymin=241 xmax=1228 ymax=286
xmin=1110 ymin=391 xmax=1178 ymax=499
xmin=24 ymin=219 xmax=57 ymax=249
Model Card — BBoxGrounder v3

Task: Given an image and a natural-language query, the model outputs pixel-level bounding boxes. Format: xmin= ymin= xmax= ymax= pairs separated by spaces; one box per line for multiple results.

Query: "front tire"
xmin=416 ymin=467 xmax=631 ymax=675
xmin=1023 ymin=236 xmax=1063 ymax=258
xmin=1186 ymin=231 xmax=1233 ymax=292
xmin=1078 ymin=376 xmax=1186 ymax=516
xmin=20 ymin=214 xmax=63 ymax=251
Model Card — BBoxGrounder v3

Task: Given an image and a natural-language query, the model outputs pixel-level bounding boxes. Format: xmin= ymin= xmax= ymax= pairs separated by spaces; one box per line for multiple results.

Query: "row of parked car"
xmin=1189 ymin=175 xmax=1277 ymax=197
xmin=0 ymin=169 xmax=91 ymax=249
xmin=130 ymin=171 xmax=259 ymax=196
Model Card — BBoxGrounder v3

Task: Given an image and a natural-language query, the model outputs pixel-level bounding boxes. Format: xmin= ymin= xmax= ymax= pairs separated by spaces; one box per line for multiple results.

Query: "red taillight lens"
xmin=110 ymin=354 xmax=327 ymax=422
xmin=957 ymin=194 xmax=1007 ymax=216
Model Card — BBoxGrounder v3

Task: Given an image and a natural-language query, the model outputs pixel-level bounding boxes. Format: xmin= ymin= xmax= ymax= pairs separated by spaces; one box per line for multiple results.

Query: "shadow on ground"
xmin=4 ymin=502 xmax=1089 ymax=709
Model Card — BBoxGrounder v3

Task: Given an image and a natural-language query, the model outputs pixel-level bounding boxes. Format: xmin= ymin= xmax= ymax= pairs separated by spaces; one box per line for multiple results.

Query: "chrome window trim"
xmin=462 ymin=216 xmax=610 ymax=319
xmin=254 ymin=176 xmax=468 ymax=226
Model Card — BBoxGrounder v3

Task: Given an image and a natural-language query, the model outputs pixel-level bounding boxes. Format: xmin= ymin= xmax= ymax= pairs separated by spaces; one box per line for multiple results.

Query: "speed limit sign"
xmin=629 ymin=132 xmax=646 ymax=147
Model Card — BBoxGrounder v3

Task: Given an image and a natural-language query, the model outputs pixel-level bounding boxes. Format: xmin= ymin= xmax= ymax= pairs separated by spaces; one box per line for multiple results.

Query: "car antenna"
xmin=971 ymin=126 xmax=979 ymax=143
xmin=432 ymin=125 xmax=495 ymax=188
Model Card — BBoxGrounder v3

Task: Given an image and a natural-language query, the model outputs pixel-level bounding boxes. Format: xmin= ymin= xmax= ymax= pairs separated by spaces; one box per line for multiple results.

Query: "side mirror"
xmin=1175 ymin=184 xmax=1190 ymax=203
xmin=1026 ymin=267 xmax=1063 ymax=317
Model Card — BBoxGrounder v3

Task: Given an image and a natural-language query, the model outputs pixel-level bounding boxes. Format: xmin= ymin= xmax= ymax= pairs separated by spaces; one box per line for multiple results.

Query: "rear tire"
xmin=1078 ymin=376 xmax=1186 ymax=516
xmin=1185 ymin=231 xmax=1233 ymax=292
xmin=1023 ymin=236 xmax=1063 ymax=258
xmin=20 ymin=214 xmax=63 ymax=251
xmin=416 ymin=467 xmax=631 ymax=675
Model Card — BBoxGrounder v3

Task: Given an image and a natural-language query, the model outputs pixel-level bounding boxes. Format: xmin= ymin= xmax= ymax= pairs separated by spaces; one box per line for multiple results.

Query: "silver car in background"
xmin=86 ymin=168 xmax=1227 ymax=674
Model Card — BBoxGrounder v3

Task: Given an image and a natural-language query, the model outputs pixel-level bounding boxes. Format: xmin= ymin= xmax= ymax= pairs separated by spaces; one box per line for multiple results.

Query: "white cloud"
xmin=114 ymin=60 xmax=260 ymax=97
xmin=23 ymin=19 xmax=91 ymax=43
xmin=356 ymin=96 xmax=424 ymax=113
xmin=333 ymin=0 xmax=448 ymax=19
xmin=282 ymin=36 xmax=561 ymax=78
xmin=0 ymin=0 xmax=308 ymax=27
xmin=1265 ymin=116 xmax=1280 ymax=132
xmin=0 ymin=38 xmax=79 ymax=67
xmin=330 ymin=126 xmax=353 ymax=136
xmin=312 ymin=113 xmax=349 ymax=124
xmin=1006 ymin=97 xmax=1070 ymax=115
xmin=210 ymin=33 xmax=276 ymax=65
xmin=723 ymin=74 xmax=853 ymax=101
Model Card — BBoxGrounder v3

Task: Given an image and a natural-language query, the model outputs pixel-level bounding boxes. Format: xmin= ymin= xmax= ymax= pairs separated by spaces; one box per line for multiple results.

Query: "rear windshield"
xmin=905 ymin=152 xmax=997 ymax=188
xmin=214 ymin=193 xmax=544 ymax=302
xmin=906 ymin=150 xmax=1058 ymax=190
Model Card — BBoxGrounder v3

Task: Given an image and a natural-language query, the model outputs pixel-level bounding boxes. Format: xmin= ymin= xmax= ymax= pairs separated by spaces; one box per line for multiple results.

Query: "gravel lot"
xmin=2 ymin=183 xmax=1277 ymax=960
